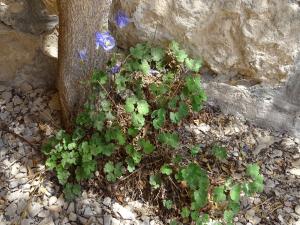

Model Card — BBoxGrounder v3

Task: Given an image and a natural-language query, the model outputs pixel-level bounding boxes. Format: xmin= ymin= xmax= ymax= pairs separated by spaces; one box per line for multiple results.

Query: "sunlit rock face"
xmin=111 ymin=0 xmax=300 ymax=84
xmin=0 ymin=0 xmax=58 ymax=34
xmin=0 ymin=0 xmax=58 ymax=87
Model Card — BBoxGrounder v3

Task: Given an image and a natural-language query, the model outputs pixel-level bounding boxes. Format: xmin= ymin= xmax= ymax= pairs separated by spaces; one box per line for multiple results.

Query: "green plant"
xmin=163 ymin=199 xmax=174 ymax=209
xmin=43 ymin=41 xmax=264 ymax=224
xmin=104 ymin=161 xmax=124 ymax=182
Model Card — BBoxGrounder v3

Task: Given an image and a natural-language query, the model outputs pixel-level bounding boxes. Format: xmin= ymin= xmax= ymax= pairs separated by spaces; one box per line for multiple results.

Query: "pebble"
xmin=0 ymin=85 xmax=6 ymax=92
xmin=112 ymin=217 xmax=121 ymax=225
xmin=9 ymin=180 xmax=18 ymax=189
xmin=5 ymin=202 xmax=17 ymax=218
xmin=28 ymin=202 xmax=43 ymax=217
xmin=69 ymin=212 xmax=77 ymax=221
xmin=1 ymin=91 xmax=12 ymax=102
xmin=197 ymin=123 xmax=211 ymax=133
xmin=271 ymin=149 xmax=283 ymax=158
xmin=11 ymin=164 xmax=20 ymax=176
xmin=7 ymin=190 xmax=29 ymax=202
xmin=289 ymin=168 xmax=300 ymax=176
xmin=21 ymin=219 xmax=35 ymax=225
xmin=83 ymin=206 xmax=94 ymax=217
xmin=103 ymin=197 xmax=112 ymax=206
xmin=295 ymin=205 xmax=300 ymax=215
xmin=104 ymin=214 xmax=112 ymax=225
xmin=13 ymin=96 xmax=23 ymax=105
xmin=49 ymin=196 xmax=57 ymax=205
xmin=78 ymin=216 xmax=88 ymax=224
xmin=254 ymin=134 xmax=276 ymax=155
xmin=39 ymin=217 xmax=55 ymax=225
xmin=48 ymin=205 xmax=62 ymax=213
xmin=20 ymin=82 xmax=33 ymax=92
xmin=67 ymin=202 xmax=75 ymax=213
xmin=112 ymin=203 xmax=135 ymax=220
xmin=38 ymin=210 xmax=50 ymax=218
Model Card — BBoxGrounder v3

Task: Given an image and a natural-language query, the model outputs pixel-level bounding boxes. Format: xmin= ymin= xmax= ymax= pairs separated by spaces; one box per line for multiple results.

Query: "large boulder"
xmin=111 ymin=0 xmax=300 ymax=84
xmin=0 ymin=0 xmax=58 ymax=34
xmin=0 ymin=0 xmax=58 ymax=88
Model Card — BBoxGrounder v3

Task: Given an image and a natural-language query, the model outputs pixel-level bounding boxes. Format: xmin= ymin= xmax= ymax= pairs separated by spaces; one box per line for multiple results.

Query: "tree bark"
xmin=58 ymin=0 xmax=112 ymax=128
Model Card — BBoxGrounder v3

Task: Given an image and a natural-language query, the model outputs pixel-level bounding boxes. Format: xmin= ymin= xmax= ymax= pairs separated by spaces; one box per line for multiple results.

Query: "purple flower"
xmin=149 ymin=69 xmax=159 ymax=76
xmin=78 ymin=48 xmax=87 ymax=61
xmin=111 ymin=63 xmax=121 ymax=74
xmin=242 ymin=145 xmax=250 ymax=152
xmin=95 ymin=32 xmax=116 ymax=51
xmin=115 ymin=11 xmax=131 ymax=28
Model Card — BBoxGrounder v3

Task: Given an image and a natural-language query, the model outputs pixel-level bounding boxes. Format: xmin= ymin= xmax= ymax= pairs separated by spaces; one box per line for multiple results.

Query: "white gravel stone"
xmin=38 ymin=210 xmax=50 ymax=219
xmin=289 ymin=168 xmax=300 ymax=176
xmin=67 ymin=202 xmax=75 ymax=213
xmin=112 ymin=202 xmax=135 ymax=220
xmin=7 ymin=190 xmax=29 ymax=202
xmin=83 ymin=206 xmax=94 ymax=217
xmin=49 ymin=196 xmax=57 ymax=205
xmin=69 ymin=212 xmax=77 ymax=221
xmin=111 ymin=218 xmax=121 ymax=225
xmin=1 ymin=91 xmax=12 ymax=102
xmin=271 ymin=150 xmax=283 ymax=158
xmin=5 ymin=202 xmax=17 ymax=218
xmin=39 ymin=217 xmax=55 ymax=225
xmin=9 ymin=180 xmax=18 ymax=189
xmin=16 ymin=199 xmax=28 ymax=214
xmin=11 ymin=163 xmax=20 ymax=176
xmin=104 ymin=214 xmax=112 ymax=225
xmin=78 ymin=216 xmax=88 ymax=224
xmin=0 ymin=85 xmax=6 ymax=92
xmin=197 ymin=123 xmax=211 ymax=133
xmin=13 ymin=96 xmax=23 ymax=105
xmin=48 ymin=205 xmax=62 ymax=213
xmin=295 ymin=205 xmax=300 ymax=215
xmin=21 ymin=218 xmax=35 ymax=225
xmin=28 ymin=202 xmax=43 ymax=217
xmin=103 ymin=197 xmax=112 ymax=206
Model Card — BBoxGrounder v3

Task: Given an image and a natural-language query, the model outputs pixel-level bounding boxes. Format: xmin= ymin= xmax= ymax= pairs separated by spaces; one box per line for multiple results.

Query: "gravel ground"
xmin=0 ymin=85 xmax=299 ymax=225
xmin=183 ymin=108 xmax=300 ymax=225
xmin=0 ymin=85 xmax=163 ymax=225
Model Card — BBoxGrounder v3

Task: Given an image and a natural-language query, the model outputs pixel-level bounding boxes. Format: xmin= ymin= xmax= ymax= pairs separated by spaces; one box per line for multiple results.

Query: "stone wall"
xmin=0 ymin=0 xmax=58 ymax=88
xmin=111 ymin=0 xmax=300 ymax=84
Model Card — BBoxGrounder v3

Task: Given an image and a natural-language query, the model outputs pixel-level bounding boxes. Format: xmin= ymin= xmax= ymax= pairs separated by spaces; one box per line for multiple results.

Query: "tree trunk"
xmin=58 ymin=0 xmax=112 ymax=128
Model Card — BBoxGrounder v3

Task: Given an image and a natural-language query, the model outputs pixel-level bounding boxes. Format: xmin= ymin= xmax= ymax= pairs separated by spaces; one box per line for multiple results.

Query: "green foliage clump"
xmin=42 ymin=41 xmax=263 ymax=224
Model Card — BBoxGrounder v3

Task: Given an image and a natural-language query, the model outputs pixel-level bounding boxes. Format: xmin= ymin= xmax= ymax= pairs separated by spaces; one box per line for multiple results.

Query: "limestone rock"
xmin=0 ymin=24 xmax=57 ymax=88
xmin=202 ymin=81 xmax=300 ymax=138
xmin=111 ymin=0 xmax=300 ymax=84
xmin=0 ymin=0 xmax=58 ymax=34
xmin=0 ymin=24 xmax=39 ymax=81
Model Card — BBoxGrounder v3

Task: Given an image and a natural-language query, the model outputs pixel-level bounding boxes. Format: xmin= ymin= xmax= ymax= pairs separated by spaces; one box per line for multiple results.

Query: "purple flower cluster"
xmin=115 ymin=11 xmax=131 ymax=28
xmin=111 ymin=63 xmax=121 ymax=74
xmin=78 ymin=11 xmax=132 ymax=61
xmin=95 ymin=31 xmax=116 ymax=51
xmin=78 ymin=48 xmax=88 ymax=61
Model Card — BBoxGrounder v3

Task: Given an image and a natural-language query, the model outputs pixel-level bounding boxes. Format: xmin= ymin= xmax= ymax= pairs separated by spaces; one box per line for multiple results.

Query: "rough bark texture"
xmin=58 ymin=0 xmax=112 ymax=127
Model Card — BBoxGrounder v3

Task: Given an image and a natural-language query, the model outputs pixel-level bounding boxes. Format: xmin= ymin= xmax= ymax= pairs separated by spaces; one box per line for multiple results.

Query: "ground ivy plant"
xmin=42 ymin=40 xmax=263 ymax=225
